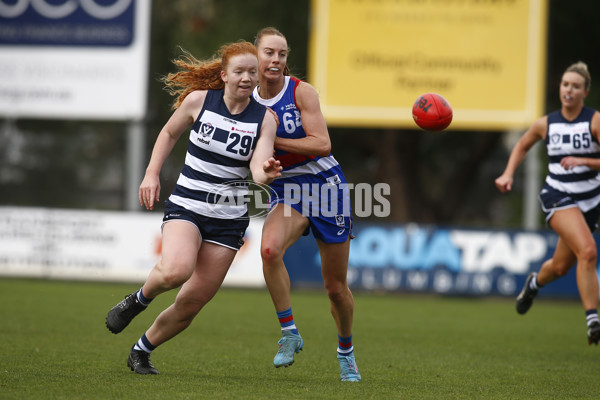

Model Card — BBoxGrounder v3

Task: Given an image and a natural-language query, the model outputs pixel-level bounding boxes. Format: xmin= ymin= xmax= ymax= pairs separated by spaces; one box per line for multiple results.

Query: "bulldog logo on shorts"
xmin=327 ymin=174 xmax=342 ymax=186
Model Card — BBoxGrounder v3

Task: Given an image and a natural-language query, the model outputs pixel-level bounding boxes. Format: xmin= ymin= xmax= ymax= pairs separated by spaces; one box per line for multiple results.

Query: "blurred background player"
xmin=105 ymin=41 xmax=281 ymax=374
xmin=495 ymin=61 xmax=600 ymax=345
xmin=252 ymin=27 xmax=360 ymax=381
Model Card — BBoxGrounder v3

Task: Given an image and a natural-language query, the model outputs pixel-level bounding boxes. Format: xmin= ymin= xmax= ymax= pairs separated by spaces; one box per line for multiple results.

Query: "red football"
xmin=412 ymin=93 xmax=453 ymax=131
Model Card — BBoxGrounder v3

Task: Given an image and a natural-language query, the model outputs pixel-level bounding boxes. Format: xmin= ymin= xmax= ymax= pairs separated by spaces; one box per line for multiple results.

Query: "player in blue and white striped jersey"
xmin=496 ymin=61 xmax=600 ymax=345
xmin=105 ymin=41 xmax=282 ymax=374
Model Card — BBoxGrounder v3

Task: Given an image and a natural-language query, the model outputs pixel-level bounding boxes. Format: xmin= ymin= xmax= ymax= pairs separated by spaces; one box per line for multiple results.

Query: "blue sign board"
xmin=283 ymin=222 xmax=596 ymax=299
xmin=0 ymin=0 xmax=135 ymax=47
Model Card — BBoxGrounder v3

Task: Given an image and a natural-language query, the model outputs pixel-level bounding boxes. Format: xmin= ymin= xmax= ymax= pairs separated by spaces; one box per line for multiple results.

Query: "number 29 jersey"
xmin=544 ymin=106 xmax=600 ymax=212
xmin=167 ymin=89 xmax=266 ymax=219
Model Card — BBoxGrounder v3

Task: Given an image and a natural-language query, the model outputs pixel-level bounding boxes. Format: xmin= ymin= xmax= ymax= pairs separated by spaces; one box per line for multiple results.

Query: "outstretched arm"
xmin=250 ymin=111 xmax=282 ymax=185
xmin=495 ymin=116 xmax=547 ymax=193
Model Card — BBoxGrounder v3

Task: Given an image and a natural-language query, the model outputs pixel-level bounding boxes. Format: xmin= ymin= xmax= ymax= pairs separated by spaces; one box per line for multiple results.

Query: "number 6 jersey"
xmin=168 ymin=89 xmax=266 ymax=219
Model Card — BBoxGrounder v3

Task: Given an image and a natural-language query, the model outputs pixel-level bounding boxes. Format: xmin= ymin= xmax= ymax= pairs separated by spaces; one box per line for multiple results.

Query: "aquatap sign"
xmin=284 ymin=222 xmax=595 ymax=298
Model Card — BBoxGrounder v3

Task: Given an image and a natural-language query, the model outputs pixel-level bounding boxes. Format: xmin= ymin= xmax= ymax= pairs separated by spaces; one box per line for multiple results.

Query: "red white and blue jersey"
xmin=543 ymin=106 xmax=600 ymax=212
xmin=252 ymin=76 xmax=342 ymax=177
xmin=167 ymin=89 xmax=266 ymax=219
xmin=252 ymin=77 xmax=352 ymax=243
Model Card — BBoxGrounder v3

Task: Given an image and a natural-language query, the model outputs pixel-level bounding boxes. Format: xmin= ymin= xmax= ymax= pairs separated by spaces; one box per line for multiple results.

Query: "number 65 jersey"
xmin=168 ymin=89 xmax=266 ymax=219
xmin=544 ymin=106 xmax=600 ymax=212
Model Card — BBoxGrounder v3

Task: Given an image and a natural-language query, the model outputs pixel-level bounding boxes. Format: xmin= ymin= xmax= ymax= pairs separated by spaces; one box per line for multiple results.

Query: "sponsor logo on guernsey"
xmin=232 ymin=127 xmax=255 ymax=135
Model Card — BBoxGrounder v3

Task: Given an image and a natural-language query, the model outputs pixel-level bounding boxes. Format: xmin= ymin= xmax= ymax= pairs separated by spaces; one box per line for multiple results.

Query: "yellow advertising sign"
xmin=308 ymin=0 xmax=548 ymax=130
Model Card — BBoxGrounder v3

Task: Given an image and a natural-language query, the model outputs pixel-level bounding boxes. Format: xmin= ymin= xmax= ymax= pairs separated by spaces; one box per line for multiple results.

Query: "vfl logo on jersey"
xmin=551 ymin=133 xmax=561 ymax=144
xmin=197 ymin=122 xmax=215 ymax=145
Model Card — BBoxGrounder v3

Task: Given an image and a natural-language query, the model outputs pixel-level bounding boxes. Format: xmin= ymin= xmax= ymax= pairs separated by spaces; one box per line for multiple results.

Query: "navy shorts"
xmin=162 ymin=201 xmax=248 ymax=250
xmin=539 ymin=183 xmax=600 ymax=232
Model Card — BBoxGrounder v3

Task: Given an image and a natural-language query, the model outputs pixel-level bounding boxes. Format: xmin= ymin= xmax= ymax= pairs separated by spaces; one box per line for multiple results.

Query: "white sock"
xmin=529 ymin=276 xmax=539 ymax=291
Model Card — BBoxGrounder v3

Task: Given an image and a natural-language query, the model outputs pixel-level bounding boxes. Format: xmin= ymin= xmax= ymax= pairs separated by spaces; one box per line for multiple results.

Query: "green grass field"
xmin=1 ymin=278 xmax=599 ymax=399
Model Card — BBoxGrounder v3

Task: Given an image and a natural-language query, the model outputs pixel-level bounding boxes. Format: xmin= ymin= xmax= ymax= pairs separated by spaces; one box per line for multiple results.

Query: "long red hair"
xmin=162 ymin=41 xmax=258 ymax=109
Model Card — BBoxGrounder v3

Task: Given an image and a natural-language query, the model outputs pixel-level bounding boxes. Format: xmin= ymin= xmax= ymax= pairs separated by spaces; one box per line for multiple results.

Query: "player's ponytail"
xmin=566 ymin=61 xmax=591 ymax=91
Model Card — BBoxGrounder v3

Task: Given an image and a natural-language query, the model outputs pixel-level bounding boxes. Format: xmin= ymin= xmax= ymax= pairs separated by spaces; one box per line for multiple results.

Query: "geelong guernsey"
xmin=545 ymin=106 xmax=600 ymax=212
xmin=168 ymin=89 xmax=266 ymax=219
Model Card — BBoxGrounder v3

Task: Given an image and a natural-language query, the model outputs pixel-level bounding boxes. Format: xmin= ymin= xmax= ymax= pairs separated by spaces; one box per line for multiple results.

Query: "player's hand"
xmin=266 ymin=107 xmax=280 ymax=127
xmin=494 ymin=175 xmax=513 ymax=193
xmin=139 ymin=175 xmax=160 ymax=210
xmin=263 ymin=157 xmax=282 ymax=179
xmin=560 ymin=156 xmax=583 ymax=170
